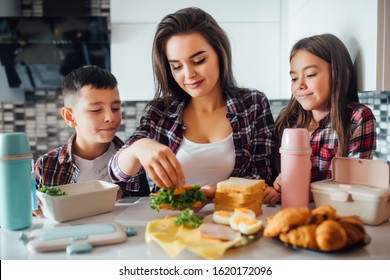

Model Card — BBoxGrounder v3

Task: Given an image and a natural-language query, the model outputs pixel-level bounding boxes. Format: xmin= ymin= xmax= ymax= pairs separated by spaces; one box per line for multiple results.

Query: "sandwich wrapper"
xmin=145 ymin=216 xmax=243 ymax=260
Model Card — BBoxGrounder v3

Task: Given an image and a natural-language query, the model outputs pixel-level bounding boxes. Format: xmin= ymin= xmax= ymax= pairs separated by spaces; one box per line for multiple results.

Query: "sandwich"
xmin=149 ymin=185 xmax=206 ymax=212
xmin=214 ymin=177 xmax=266 ymax=216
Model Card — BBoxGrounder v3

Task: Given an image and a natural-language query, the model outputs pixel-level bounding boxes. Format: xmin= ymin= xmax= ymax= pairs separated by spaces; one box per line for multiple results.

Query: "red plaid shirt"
xmin=309 ymin=102 xmax=377 ymax=182
xmin=109 ymin=90 xmax=276 ymax=191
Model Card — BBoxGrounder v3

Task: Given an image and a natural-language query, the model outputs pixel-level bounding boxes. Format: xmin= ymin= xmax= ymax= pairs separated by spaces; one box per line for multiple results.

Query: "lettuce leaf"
xmin=149 ymin=185 xmax=205 ymax=212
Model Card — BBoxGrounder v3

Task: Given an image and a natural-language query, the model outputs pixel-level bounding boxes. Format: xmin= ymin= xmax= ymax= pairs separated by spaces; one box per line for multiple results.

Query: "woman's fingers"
xmin=136 ymin=139 xmax=185 ymax=188
xmin=146 ymin=155 xmax=183 ymax=188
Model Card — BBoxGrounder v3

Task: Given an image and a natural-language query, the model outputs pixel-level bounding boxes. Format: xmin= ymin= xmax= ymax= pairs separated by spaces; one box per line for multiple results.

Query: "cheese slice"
xmin=145 ymin=217 xmax=243 ymax=259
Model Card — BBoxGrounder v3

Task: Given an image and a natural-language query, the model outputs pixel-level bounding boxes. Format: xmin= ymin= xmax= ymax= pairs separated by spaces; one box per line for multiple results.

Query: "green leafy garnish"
xmin=174 ymin=208 xmax=203 ymax=228
xmin=39 ymin=186 xmax=66 ymax=196
xmin=149 ymin=185 xmax=205 ymax=212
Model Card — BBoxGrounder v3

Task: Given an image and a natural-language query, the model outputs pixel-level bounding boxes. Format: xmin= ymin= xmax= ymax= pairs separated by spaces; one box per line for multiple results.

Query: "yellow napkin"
xmin=145 ymin=216 xmax=243 ymax=260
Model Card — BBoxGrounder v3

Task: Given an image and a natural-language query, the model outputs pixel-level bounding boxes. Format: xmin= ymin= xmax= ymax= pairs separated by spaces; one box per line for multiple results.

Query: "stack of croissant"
xmin=263 ymin=205 xmax=366 ymax=251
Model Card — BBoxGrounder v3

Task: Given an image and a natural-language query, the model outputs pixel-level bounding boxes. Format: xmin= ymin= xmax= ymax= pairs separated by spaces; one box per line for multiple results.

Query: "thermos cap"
xmin=0 ymin=132 xmax=32 ymax=158
xmin=281 ymin=128 xmax=311 ymax=149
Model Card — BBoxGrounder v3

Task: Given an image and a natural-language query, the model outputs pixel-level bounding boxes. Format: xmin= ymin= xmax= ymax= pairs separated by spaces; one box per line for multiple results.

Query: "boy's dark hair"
xmin=62 ymin=65 xmax=118 ymax=106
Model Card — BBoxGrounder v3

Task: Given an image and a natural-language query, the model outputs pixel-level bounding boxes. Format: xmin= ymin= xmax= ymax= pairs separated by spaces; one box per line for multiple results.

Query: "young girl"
xmin=263 ymin=33 xmax=377 ymax=204
xmin=108 ymin=7 xmax=276 ymax=196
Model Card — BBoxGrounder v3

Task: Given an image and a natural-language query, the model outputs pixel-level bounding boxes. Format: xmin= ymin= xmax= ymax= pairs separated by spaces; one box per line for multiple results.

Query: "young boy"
xmin=34 ymin=66 xmax=150 ymax=216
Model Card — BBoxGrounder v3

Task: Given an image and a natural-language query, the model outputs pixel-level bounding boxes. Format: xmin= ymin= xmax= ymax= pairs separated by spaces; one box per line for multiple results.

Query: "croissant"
xmin=311 ymin=205 xmax=338 ymax=224
xmin=263 ymin=207 xmax=312 ymax=238
xmin=338 ymin=216 xmax=366 ymax=246
xmin=279 ymin=224 xmax=318 ymax=249
xmin=316 ymin=220 xmax=347 ymax=251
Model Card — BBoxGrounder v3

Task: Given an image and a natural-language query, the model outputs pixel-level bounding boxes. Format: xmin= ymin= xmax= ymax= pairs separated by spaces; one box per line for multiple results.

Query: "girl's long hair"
xmin=275 ymin=34 xmax=358 ymax=156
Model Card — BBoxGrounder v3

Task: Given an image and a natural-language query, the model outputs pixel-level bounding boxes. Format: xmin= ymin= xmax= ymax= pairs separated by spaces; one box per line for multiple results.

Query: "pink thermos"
xmin=280 ymin=128 xmax=312 ymax=208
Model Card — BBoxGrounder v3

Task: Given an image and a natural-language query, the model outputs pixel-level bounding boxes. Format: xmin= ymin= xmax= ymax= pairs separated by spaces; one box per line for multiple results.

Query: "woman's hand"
xmin=263 ymin=174 xmax=281 ymax=204
xmin=131 ymin=138 xmax=185 ymax=188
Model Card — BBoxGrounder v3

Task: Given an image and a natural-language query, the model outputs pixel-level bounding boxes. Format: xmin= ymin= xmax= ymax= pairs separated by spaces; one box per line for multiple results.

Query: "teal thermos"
xmin=0 ymin=132 xmax=33 ymax=230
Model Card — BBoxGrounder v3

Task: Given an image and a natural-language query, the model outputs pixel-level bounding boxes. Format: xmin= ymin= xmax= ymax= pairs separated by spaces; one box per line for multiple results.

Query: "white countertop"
xmin=1 ymin=197 xmax=389 ymax=260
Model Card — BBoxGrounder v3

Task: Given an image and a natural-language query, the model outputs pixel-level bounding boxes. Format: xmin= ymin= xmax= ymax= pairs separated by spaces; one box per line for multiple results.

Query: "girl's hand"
xmin=201 ymin=185 xmax=216 ymax=204
xmin=263 ymin=174 xmax=282 ymax=204
xmin=133 ymin=139 xmax=185 ymax=188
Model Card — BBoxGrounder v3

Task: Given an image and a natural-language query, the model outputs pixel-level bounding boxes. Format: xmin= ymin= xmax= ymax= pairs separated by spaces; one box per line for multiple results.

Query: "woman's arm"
xmin=109 ymin=111 xmax=185 ymax=189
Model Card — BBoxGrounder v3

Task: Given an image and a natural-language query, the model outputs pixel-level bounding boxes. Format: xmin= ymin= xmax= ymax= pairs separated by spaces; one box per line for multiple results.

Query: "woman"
xmin=109 ymin=7 xmax=275 ymax=196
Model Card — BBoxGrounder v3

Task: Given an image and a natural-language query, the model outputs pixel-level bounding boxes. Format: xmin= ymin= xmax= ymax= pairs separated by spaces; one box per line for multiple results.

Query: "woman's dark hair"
xmin=62 ymin=65 xmax=118 ymax=106
xmin=151 ymin=7 xmax=238 ymax=107
xmin=275 ymin=33 xmax=359 ymax=157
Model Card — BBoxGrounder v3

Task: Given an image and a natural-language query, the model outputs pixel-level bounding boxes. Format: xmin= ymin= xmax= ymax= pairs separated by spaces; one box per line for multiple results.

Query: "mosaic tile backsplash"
xmin=0 ymin=91 xmax=389 ymax=163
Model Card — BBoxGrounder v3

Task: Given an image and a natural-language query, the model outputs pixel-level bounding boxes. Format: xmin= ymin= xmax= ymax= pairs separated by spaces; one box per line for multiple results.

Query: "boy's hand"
xmin=32 ymin=198 xmax=44 ymax=218
xmin=116 ymin=188 xmax=123 ymax=201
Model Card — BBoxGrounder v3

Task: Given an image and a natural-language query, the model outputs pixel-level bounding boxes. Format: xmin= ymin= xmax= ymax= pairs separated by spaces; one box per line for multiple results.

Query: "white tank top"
xmin=74 ymin=142 xmax=117 ymax=183
xmin=175 ymin=134 xmax=235 ymax=187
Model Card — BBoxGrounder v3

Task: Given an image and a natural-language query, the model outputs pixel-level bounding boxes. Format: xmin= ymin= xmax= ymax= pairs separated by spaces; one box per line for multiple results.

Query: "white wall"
xmin=111 ymin=0 xmax=386 ymax=101
xmin=377 ymin=0 xmax=390 ymax=90
xmin=111 ymin=0 xmax=282 ymax=101
xmin=282 ymin=0 xmax=380 ymax=98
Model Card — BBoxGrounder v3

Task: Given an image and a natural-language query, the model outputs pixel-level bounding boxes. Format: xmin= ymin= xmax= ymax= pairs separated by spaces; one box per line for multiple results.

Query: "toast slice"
xmin=216 ymin=177 xmax=265 ymax=194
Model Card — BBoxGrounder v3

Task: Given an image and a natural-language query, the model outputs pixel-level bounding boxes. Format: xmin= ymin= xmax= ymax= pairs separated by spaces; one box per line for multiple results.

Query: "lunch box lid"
xmin=330 ymin=157 xmax=389 ymax=189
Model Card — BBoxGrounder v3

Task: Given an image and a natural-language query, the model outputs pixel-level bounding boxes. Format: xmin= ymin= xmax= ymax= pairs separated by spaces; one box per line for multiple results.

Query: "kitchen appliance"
xmin=0 ymin=16 xmax=110 ymax=89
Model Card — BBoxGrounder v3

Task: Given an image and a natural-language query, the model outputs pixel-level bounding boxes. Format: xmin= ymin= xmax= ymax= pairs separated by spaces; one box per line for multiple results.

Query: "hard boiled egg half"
xmin=238 ymin=219 xmax=263 ymax=235
xmin=212 ymin=207 xmax=262 ymax=235
xmin=229 ymin=208 xmax=256 ymax=229
xmin=229 ymin=208 xmax=262 ymax=234
xmin=213 ymin=210 xmax=233 ymax=225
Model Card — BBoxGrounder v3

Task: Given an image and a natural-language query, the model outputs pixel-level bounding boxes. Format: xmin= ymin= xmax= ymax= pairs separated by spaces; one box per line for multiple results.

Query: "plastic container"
xmin=23 ymin=222 xmax=130 ymax=253
xmin=0 ymin=132 xmax=33 ymax=230
xmin=311 ymin=157 xmax=390 ymax=225
xmin=36 ymin=180 xmax=119 ymax=222
xmin=280 ymin=128 xmax=312 ymax=208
